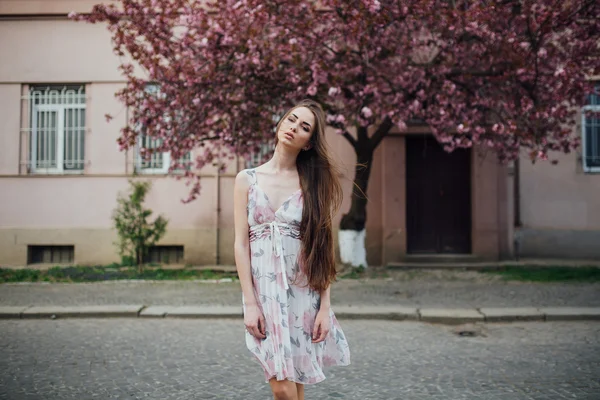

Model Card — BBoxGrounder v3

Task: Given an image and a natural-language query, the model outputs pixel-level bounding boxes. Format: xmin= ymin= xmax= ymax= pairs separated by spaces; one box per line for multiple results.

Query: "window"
xmin=27 ymin=85 xmax=86 ymax=174
xmin=136 ymin=135 xmax=192 ymax=174
xmin=582 ymin=86 xmax=600 ymax=172
xmin=244 ymin=112 xmax=278 ymax=168
xmin=245 ymin=142 xmax=274 ymax=168
xmin=143 ymin=245 xmax=184 ymax=264
xmin=135 ymin=85 xmax=191 ymax=174
xmin=28 ymin=245 xmax=74 ymax=264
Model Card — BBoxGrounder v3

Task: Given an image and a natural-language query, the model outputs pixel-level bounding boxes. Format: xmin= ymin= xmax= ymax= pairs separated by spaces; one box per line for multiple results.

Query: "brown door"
xmin=406 ymin=135 xmax=471 ymax=254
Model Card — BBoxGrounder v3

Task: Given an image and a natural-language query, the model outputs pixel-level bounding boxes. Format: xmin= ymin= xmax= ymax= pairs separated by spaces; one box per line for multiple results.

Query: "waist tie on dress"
xmin=269 ymin=221 xmax=289 ymax=290
xmin=270 ymin=221 xmax=287 ymax=379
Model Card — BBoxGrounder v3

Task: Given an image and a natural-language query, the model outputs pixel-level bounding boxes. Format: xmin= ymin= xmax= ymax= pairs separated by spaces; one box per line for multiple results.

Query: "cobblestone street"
xmin=1 ymin=319 xmax=599 ymax=400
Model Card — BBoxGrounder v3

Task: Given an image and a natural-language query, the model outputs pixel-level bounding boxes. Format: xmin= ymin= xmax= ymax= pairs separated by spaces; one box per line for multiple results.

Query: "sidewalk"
xmin=1 ymin=269 xmax=599 ymax=324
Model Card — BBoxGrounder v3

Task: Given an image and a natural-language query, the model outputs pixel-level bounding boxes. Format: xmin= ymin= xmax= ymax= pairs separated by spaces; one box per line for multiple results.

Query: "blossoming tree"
xmin=72 ymin=0 xmax=599 ymax=267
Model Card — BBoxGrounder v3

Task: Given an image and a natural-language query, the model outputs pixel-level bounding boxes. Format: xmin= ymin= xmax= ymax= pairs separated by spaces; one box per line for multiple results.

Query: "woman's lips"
xmin=284 ymin=131 xmax=295 ymax=140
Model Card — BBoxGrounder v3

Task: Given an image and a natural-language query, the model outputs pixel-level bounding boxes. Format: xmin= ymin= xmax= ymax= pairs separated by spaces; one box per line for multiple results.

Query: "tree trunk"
xmin=338 ymin=126 xmax=374 ymax=268
xmin=337 ymin=118 xmax=394 ymax=268
xmin=136 ymin=243 xmax=143 ymax=274
xmin=340 ymin=143 xmax=373 ymax=231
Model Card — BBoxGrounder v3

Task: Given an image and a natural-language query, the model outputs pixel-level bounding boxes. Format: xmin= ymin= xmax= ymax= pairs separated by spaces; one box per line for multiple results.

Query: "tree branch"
xmin=342 ymin=130 xmax=358 ymax=150
xmin=370 ymin=116 xmax=394 ymax=148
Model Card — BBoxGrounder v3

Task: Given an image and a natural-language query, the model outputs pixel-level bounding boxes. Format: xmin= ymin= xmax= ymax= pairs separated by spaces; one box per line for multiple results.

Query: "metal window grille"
xmin=582 ymin=86 xmax=600 ymax=172
xmin=137 ymin=135 xmax=168 ymax=173
xmin=24 ymin=85 xmax=86 ymax=174
xmin=136 ymin=135 xmax=192 ymax=174
xmin=245 ymin=142 xmax=274 ymax=169
xmin=27 ymin=245 xmax=74 ymax=264
xmin=143 ymin=245 xmax=184 ymax=264
xmin=244 ymin=112 xmax=280 ymax=168
xmin=135 ymin=84 xmax=191 ymax=174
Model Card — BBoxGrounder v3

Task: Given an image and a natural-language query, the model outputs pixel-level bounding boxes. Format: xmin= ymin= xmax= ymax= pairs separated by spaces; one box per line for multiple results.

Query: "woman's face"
xmin=277 ymin=106 xmax=315 ymax=151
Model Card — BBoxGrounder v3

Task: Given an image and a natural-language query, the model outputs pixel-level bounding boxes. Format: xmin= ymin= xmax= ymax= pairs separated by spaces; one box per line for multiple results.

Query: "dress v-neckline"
xmin=253 ymin=169 xmax=301 ymax=214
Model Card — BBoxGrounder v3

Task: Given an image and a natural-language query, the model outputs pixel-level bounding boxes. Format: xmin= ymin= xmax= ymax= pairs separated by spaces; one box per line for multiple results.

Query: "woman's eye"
xmin=288 ymin=117 xmax=294 ymax=122
xmin=303 ymin=127 xmax=309 ymax=132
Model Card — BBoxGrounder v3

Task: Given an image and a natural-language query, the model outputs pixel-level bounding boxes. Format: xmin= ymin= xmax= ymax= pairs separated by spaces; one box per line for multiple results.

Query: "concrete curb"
xmin=333 ymin=306 xmax=419 ymax=321
xmin=419 ymin=308 xmax=484 ymax=324
xmin=479 ymin=307 xmax=544 ymax=322
xmin=540 ymin=307 xmax=600 ymax=321
xmin=1 ymin=306 xmax=599 ymax=323
xmin=163 ymin=306 xmax=241 ymax=319
xmin=16 ymin=305 xmax=144 ymax=319
xmin=0 ymin=306 xmax=32 ymax=319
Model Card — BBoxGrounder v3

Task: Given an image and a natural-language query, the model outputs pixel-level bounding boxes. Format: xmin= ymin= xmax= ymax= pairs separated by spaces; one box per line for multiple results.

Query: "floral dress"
xmin=242 ymin=168 xmax=351 ymax=384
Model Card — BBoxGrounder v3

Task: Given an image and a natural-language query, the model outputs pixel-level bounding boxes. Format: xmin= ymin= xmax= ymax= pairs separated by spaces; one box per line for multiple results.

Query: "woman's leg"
xmin=269 ymin=378 xmax=298 ymax=400
xmin=296 ymin=383 xmax=305 ymax=400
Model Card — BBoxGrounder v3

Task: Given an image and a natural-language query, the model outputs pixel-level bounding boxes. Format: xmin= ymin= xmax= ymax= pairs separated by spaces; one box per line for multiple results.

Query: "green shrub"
xmin=112 ymin=180 xmax=168 ymax=273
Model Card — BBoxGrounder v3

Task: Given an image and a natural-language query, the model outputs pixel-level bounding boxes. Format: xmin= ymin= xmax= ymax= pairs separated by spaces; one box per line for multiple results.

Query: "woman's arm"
xmin=319 ymin=285 xmax=331 ymax=311
xmin=233 ymin=170 xmax=255 ymax=303
xmin=233 ymin=170 xmax=265 ymax=339
xmin=312 ymin=285 xmax=332 ymax=343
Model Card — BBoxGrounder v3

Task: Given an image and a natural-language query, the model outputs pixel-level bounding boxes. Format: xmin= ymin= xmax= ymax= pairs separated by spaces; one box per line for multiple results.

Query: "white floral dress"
xmin=242 ymin=168 xmax=351 ymax=384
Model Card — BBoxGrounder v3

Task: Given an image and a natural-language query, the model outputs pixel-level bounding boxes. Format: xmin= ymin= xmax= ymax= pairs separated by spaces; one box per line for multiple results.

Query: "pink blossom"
xmin=365 ymin=0 xmax=381 ymax=13
xmin=73 ymin=0 xmax=597 ymax=200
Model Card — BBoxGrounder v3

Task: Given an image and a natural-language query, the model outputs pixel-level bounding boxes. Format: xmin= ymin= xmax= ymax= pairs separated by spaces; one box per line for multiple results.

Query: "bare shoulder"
xmin=252 ymin=163 xmax=268 ymax=175
xmin=234 ymin=169 xmax=252 ymax=191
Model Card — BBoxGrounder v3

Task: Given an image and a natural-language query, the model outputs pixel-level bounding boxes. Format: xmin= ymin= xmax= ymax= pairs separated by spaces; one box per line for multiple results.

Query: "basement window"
xmin=144 ymin=245 xmax=184 ymax=264
xmin=27 ymin=245 xmax=74 ymax=264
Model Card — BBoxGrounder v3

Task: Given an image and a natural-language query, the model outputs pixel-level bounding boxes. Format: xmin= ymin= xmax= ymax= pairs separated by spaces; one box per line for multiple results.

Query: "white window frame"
xmin=245 ymin=142 xmax=274 ymax=169
xmin=244 ymin=112 xmax=279 ymax=169
xmin=28 ymin=86 xmax=86 ymax=174
xmin=135 ymin=134 xmax=170 ymax=174
xmin=582 ymin=101 xmax=600 ymax=174
xmin=134 ymin=84 xmax=192 ymax=175
xmin=135 ymin=128 xmax=193 ymax=175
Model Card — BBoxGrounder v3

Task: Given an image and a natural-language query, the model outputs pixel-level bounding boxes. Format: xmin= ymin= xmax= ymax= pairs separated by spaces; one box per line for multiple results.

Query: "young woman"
xmin=233 ymin=99 xmax=351 ymax=400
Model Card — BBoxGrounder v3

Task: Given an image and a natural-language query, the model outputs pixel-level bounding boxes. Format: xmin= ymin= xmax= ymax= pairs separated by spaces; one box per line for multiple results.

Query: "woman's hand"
xmin=312 ymin=308 xmax=331 ymax=343
xmin=244 ymin=303 xmax=266 ymax=340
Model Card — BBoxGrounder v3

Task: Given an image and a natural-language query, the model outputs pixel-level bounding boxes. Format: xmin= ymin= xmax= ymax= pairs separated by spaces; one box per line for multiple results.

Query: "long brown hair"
xmin=274 ymin=99 xmax=343 ymax=293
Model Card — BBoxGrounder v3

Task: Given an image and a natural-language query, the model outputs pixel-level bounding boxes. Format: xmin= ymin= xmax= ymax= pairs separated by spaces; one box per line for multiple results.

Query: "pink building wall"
xmin=517 ymin=146 xmax=600 ymax=259
xmin=0 ymin=5 xmax=510 ymax=267
xmin=4 ymin=1 xmax=596 ymax=267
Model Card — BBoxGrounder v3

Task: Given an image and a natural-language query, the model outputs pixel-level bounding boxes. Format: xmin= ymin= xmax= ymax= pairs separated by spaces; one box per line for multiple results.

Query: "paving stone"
xmin=21 ymin=305 xmax=144 ymax=319
xmin=419 ymin=308 xmax=484 ymax=324
xmin=0 ymin=319 xmax=598 ymax=399
xmin=334 ymin=305 xmax=418 ymax=320
xmin=540 ymin=307 xmax=600 ymax=321
xmin=0 ymin=306 xmax=30 ymax=319
xmin=165 ymin=305 xmax=242 ymax=318
xmin=479 ymin=307 xmax=544 ymax=322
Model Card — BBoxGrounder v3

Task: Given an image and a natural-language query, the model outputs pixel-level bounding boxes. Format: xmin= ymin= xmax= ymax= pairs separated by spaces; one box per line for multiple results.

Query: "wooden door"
xmin=406 ymin=135 xmax=471 ymax=253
